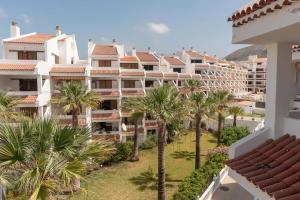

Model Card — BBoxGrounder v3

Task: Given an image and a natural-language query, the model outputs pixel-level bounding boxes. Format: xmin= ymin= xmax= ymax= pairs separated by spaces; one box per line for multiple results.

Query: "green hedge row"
xmin=172 ymin=152 xmax=228 ymax=200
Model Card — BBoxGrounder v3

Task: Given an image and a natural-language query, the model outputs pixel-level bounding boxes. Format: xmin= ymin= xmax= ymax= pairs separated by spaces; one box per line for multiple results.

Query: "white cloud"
xmin=0 ymin=8 xmax=6 ymax=18
xmin=22 ymin=14 xmax=31 ymax=24
xmin=147 ymin=22 xmax=170 ymax=34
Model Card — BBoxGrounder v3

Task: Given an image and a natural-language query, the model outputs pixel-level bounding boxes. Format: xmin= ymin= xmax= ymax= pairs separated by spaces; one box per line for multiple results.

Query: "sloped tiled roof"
xmin=136 ymin=52 xmax=159 ymax=62
xmin=20 ymin=95 xmax=37 ymax=104
xmin=5 ymin=34 xmax=55 ymax=44
xmin=164 ymin=56 xmax=185 ymax=66
xmin=92 ymin=45 xmax=118 ymax=56
xmin=186 ymin=50 xmax=203 ymax=58
xmin=228 ymin=0 xmax=294 ymax=27
xmin=91 ymin=69 xmax=119 ymax=75
xmin=50 ymin=67 xmax=85 ymax=73
xmin=120 ymin=56 xmax=138 ymax=62
xmin=0 ymin=63 xmax=36 ymax=71
xmin=227 ymin=134 xmax=300 ymax=200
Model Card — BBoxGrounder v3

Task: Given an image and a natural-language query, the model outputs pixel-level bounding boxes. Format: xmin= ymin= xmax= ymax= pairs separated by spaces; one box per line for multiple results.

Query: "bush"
xmin=220 ymin=126 xmax=250 ymax=146
xmin=139 ymin=135 xmax=157 ymax=150
xmin=172 ymin=151 xmax=228 ymax=200
xmin=112 ymin=142 xmax=133 ymax=162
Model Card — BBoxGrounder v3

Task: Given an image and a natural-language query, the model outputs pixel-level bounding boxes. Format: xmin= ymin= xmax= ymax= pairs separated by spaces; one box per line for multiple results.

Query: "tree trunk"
xmin=131 ymin=120 xmax=139 ymax=161
xmin=217 ymin=112 xmax=222 ymax=146
xmin=195 ymin=115 xmax=202 ymax=170
xmin=72 ymin=109 xmax=79 ymax=127
xmin=158 ymin=122 xmax=166 ymax=200
xmin=233 ymin=114 xmax=237 ymax=127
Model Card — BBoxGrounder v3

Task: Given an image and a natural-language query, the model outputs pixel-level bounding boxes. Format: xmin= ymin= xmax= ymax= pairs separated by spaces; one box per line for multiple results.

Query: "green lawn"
xmin=70 ymin=131 xmax=217 ymax=200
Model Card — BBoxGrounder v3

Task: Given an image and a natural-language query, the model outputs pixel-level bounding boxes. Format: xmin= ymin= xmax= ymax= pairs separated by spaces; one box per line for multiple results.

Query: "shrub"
xmin=112 ymin=142 xmax=133 ymax=162
xmin=139 ymin=135 xmax=157 ymax=150
xmin=172 ymin=151 xmax=228 ymax=200
xmin=220 ymin=126 xmax=250 ymax=146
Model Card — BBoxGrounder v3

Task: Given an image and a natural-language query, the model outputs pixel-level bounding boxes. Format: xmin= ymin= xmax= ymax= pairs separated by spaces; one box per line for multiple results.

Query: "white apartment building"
xmin=224 ymin=0 xmax=300 ymax=200
xmin=0 ymin=22 xmax=247 ymax=142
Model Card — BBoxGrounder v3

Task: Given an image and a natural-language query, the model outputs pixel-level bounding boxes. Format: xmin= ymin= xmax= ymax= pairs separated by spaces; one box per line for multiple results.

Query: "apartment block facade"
xmin=0 ymin=22 xmax=247 ymax=142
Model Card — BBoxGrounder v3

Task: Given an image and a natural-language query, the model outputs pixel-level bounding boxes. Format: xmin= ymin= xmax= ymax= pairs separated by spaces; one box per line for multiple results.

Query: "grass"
xmin=70 ymin=131 xmax=217 ymax=200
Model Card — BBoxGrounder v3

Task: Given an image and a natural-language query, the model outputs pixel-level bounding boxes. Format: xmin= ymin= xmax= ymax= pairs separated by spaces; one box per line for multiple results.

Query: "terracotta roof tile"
xmin=227 ymin=134 xmax=300 ymax=200
xmin=19 ymin=95 xmax=37 ymax=104
xmin=164 ymin=72 xmax=179 ymax=78
xmin=51 ymin=76 xmax=85 ymax=80
xmin=120 ymin=56 xmax=138 ymax=62
xmin=121 ymin=71 xmax=145 ymax=76
xmin=145 ymin=71 xmax=163 ymax=78
xmin=92 ymin=45 xmax=118 ymax=56
xmin=97 ymin=91 xmax=120 ymax=97
xmin=0 ymin=63 xmax=36 ymax=71
xmin=164 ymin=56 xmax=185 ymax=66
xmin=91 ymin=69 xmax=119 ymax=75
xmin=5 ymin=34 xmax=55 ymax=44
xmin=122 ymin=90 xmax=145 ymax=96
xmin=186 ymin=51 xmax=203 ymax=58
xmin=92 ymin=113 xmax=120 ymax=121
xmin=136 ymin=52 xmax=159 ymax=62
xmin=50 ymin=67 xmax=86 ymax=73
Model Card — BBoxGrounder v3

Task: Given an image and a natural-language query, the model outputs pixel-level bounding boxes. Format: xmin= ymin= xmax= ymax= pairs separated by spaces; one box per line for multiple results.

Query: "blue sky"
xmin=0 ymin=0 xmax=250 ymax=59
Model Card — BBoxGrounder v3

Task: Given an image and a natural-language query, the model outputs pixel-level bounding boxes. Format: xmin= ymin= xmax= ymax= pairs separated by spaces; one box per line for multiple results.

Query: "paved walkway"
xmin=212 ymin=175 xmax=253 ymax=200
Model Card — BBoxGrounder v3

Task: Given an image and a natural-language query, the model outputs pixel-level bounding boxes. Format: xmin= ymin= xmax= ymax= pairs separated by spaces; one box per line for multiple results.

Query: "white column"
xmin=37 ymin=75 xmax=43 ymax=95
xmin=265 ymin=43 xmax=295 ymax=138
xmin=85 ymin=77 xmax=92 ymax=130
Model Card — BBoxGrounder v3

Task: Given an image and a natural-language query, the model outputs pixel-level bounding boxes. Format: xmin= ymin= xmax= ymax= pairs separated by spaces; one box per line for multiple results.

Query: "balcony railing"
xmin=7 ymin=91 xmax=38 ymax=96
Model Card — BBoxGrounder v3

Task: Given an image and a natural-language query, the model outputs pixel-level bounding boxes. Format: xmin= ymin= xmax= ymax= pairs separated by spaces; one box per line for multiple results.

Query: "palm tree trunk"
xmin=158 ymin=122 xmax=166 ymax=200
xmin=233 ymin=114 xmax=237 ymax=127
xmin=72 ymin=109 xmax=79 ymax=127
xmin=195 ymin=115 xmax=201 ymax=169
xmin=217 ymin=112 xmax=222 ymax=146
xmin=131 ymin=120 xmax=139 ymax=161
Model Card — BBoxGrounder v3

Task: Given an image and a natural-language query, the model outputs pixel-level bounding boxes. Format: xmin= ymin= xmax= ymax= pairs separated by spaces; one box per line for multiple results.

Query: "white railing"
xmin=92 ymin=110 xmax=118 ymax=114
xmin=92 ymin=88 xmax=119 ymax=92
xmin=7 ymin=91 xmax=38 ymax=96
xmin=57 ymin=115 xmax=86 ymax=119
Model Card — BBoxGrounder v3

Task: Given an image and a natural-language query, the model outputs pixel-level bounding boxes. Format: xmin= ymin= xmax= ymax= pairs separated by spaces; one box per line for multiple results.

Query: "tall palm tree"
xmin=122 ymin=97 xmax=145 ymax=161
xmin=0 ymin=118 xmax=114 ymax=200
xmin=229 ymin=106 xmax=244 ymax=127
xmin=51 ymin=82 xmax=101 ymax=127
xmin=209 ymin=90 xmax=234 ymax=146
xmin=0 ymin=91 xmax=21 ymax=122
xmin=189 ymin=92 xmax=210 ymax=169
xmin=136 ymin=84 xmax=186 ymax=200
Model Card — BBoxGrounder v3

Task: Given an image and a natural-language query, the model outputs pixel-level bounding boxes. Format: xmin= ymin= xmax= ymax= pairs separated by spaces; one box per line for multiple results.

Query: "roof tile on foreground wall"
xmin=92 ymin=45 xmax=118 ymax=56
xmin=136 ymin=52 xmax=159 ymax=62
xmin=50 ymin=67 xmax=86 ymax=73
xmin=226 ymin=134 xmax=300 ymax=200
xmin=5 ymin=34 xmax=55 ymax=44
xmin=19 ymin=96 xmax=37 ymax=104
xmin=164 ymin=56 xmax=185 ymax=66
xmin=186 ymin=50 xmax=203 ymax=58
xmin=228 ymin=0 xmax=294 ymax=27
xmin=91 ymin=69 xmax=120 ymax=75
xmin=145 ymin=71 xmax=163 ymax=78
xmin=92 ymin=113 xmax=120 ymax=121
xmin=0 ymin=63 xmax=36 ymax=71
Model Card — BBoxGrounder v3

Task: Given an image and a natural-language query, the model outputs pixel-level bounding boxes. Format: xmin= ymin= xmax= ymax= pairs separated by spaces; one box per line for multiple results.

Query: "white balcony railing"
xmin=7 ymin=91 xmax=38 ymax=96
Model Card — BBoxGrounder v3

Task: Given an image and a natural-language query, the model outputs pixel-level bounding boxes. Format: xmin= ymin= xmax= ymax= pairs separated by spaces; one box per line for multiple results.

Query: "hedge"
xmin=220 ymin=126 xmax=250 ymax=146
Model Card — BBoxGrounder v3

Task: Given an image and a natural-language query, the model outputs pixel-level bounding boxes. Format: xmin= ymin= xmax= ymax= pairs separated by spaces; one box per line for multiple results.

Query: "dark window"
xmin=145 ymin=80 xmax=154 ymax=88
xmin=191 ymin=59 xmax=202 ymax=64
xmin=99 ymin=100 xmax=118 ymax=110
xmin=98 ymin=60 xmax=112 ymax=67
xmin=173 ymin=68 xmax=182 ymax=73
xmin=120 ymin=63 xmax=139 ymax=69
xmin=178 ymin=81 xmax=182 ymax=87
xmin=55 ymin=55 xmax=59 ymax=64
xmin=92 ymin=80 xmax=112 ymax=89
xmin=18 ymin=51 xmax=37 ymax=60
xmin=19 ymin=79 xmax=37 ymax=91
xmin=144 ymin=65 xmax=154 ymax=71
xmin=124 ymin=80 xmax=135 ymax=88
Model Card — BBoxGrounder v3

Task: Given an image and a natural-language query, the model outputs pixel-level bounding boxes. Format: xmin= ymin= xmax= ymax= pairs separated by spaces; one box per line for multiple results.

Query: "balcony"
xmin=90 ymin=67 xmax=120 ymax=77
xmin=121 ymin=88 xmax=145 ymax=97
xmin=145 ymin=120 xmax=159 ymax=128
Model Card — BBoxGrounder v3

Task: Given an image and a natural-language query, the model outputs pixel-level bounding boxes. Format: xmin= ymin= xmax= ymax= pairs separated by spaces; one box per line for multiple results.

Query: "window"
xmin=124 ymin=80 xmax=135 ymax=88
xmin=145 ymin=80 xmax=154 ymax=88
xmin=191 ymin=59 xmax=202 ymax=64
xmin=98 ymin=60 xmax=112 ymax=67
xmin=99 ymin=100 xmax=118 ymax=110
xmin=55 ymin=55 xmax=59 ymax=64
xmin=144 ymin=65 xmax=154 ymax=71
xmin=120 ymin=63 xmax=139 ymax=69
xmin=173 ymin=68 xmax=182 ymax=73
xmin=18 ymin=51 xmax=37 ymax=60
xmin=19 ymin=79 xmax=37 ymax=91
xmin=92 ymin=80 xmax=112 ymax=89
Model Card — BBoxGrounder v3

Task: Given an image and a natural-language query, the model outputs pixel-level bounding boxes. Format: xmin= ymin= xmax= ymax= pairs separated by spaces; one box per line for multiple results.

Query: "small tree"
xmin=229 ymin=106 xmax=244 ymax=127
xmin=51 ymin=82 xmax=101 ymax=127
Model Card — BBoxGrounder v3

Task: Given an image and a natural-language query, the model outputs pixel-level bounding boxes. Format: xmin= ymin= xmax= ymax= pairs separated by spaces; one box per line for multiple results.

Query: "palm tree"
xmin=0 ymin=118 xmax=114 ymax=200
xmin=51 ymin=82 xmax=101 ymax=127
xmin=209 ymin=90 xmax=234 ymax=146
xmin=0 ymin=91 xmax=21 ymax=122
xmin=136 ymin=84 xmax=186 ymax=200
xmin=184 ymin=79 xmax=203 ymax=93
xmin=189 ymin=92 xmax=210 ymax=169
xmin=229 ymin=106 xmax=244 ymax=127
xmin=122 ymin=97 xmax=145 ymax=161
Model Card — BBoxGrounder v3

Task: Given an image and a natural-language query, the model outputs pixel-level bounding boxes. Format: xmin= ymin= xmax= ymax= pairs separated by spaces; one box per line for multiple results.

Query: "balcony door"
xmin=19 ymin=79 xmax=37 ymax=91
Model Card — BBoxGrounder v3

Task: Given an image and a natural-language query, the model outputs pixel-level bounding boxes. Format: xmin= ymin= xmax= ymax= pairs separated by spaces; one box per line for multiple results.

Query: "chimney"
xmin=190 ymin=46 xmax=194 ymax=50
xmin=132 ymin=47 xmax=136 ymax=56
xmin=88 ymin=39 xmax=94 ymax=55
xmin=56 ymin=25 xmax=61 ymax=36
xmin=148 ymin=47 xmax=151 ymax=53
xmin=10 ymin=21 xmax=20 ymax=38
xmin=112 ymin=38 xmax=116 ymax=45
